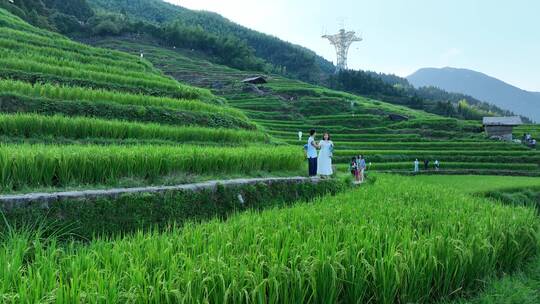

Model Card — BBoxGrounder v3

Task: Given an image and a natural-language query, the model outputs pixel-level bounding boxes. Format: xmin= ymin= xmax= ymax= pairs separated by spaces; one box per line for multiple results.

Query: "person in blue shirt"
xmin=358 ymin=155 xmax=367 ymax=183
xmin=306 ymin=129 xmax=319 ymax=176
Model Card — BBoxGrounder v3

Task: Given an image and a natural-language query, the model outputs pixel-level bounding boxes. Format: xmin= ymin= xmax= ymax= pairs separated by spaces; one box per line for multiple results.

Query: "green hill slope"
xmin=0 ymin=8 xmax=304 ymax=193
xmin=87 ymin=0 xmax=334 ymax=81
xmin=93 ymin=37 xmax=540 ymax=176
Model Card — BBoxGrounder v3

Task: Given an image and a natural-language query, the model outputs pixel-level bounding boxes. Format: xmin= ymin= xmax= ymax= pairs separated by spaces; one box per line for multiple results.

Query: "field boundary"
xmin=0 ymin=176 xmax=320 ymax=207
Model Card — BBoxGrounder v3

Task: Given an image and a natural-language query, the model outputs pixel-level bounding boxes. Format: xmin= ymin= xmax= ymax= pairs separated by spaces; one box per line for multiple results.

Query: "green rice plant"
xmin=0 ymin=37 xmax=154 ymax=73
xmin=336 ymin=162 xmax=539 ymax=171
xmin=0 ymin=144 xmax=303 ymax=190
xmin=0 ymin=12 xmax=151 ymax=62
xmin=0 ymin=176 xmax=536 ymax=303
xmin=412 ymin=174 xmax=540 ymax=193
xmin=0 ymin=56 xmax=207 ymax=99
xmin=0 ymin=113 xmax=267 ymax=144
xmin=0 ymin=48 xmax=167 ymax=83
xmin=0 ymin=93 xmax=256 ymax=130
xmin=334 ymin=149 xmax=540 ymax=157
xmin=316 ymin=141 xmax=529 ymax=151
xmin=0 ymin=80 xmax=246 ymax=120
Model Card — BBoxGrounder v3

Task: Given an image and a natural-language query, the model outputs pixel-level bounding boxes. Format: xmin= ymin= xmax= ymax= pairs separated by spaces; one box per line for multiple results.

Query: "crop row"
xmin=0 ymin=114 xmax=267 ymax=144
xmin=336 ymin=162 xmax=539 ymax=171
xmin=0 ymin=144 xmax=303 ymax=191
xmin=0 ymin=37 xmax=153 ymax=73
xmin=0 ymin=57 xmax=208 ymax=100
xmin=0 ymin=93 xmax=255 ymax=130
xmin=323 ymin=141 xmax=528 ymax=151
xmin=0 ymin=17 xmax=144 ymax=63
xmin=0 ymin=176 xmax=536 ymax=302
xmin=335 ymin=149 xmax=539 ymax=157
xmin=0 ymin=80 xmax=240 ymax=119
xmin=0 ymin=48 xmax=167 ymax=85
xmin=268 ymin=130 xmax=423 ymax=141
xmin=332 ymin=152 xmax=540 ymax=164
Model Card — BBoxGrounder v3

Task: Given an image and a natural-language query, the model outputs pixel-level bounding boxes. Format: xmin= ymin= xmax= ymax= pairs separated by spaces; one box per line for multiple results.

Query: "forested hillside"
xmin=88 ymin=0 xmax=335 ymax=82
xmin=328 ymin=70 xmax=525 ymax=121
xmin=0 ymin=0 xmax=93 ymax=32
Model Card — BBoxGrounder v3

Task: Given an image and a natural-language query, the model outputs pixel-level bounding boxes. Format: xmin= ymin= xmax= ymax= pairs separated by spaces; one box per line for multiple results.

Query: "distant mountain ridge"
xmin=407 ymin=67 xmax=540 ymax=122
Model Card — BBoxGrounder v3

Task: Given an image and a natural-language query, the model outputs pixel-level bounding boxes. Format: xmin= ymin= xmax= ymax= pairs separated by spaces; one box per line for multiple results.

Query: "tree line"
xmin=326 ymin=70 xmax=528 ymax=122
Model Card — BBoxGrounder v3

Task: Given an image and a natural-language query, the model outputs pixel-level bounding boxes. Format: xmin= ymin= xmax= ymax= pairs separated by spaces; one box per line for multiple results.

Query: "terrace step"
xmin=0 ymin=176 xmax=321 ymax=208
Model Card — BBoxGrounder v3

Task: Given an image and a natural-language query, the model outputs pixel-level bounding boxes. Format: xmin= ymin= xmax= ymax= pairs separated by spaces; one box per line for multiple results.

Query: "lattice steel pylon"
xmin=322 ymin=28 xmax=362 ymax=72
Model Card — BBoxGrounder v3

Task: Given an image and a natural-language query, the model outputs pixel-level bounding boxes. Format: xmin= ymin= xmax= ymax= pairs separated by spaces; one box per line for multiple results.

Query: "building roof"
xmin=483 ymin=116 xmax=523 ymax=126
xmin=241 ymin=76 xmax=267 ymax=84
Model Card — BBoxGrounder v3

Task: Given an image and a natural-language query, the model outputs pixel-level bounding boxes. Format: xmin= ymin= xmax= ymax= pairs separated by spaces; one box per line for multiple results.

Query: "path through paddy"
xmin=0 ymin=176 xmax=321 ymax=205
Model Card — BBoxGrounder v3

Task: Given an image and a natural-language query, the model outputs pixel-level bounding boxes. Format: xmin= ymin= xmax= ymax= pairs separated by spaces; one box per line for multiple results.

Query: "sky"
xmin=166 ymin=0 xmax=540 ymax=92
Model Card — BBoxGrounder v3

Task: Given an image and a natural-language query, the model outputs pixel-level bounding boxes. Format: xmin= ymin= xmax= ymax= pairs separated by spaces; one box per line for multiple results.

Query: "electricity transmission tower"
xmin=322 ymin=28 xmax=362 ymax=72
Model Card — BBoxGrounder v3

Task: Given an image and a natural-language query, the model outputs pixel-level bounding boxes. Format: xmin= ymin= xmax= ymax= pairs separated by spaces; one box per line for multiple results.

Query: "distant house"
xmin=241 ymin=76 xmax=267 ymax=85
xmin=483 ymin=116 xmax=523 ymax=141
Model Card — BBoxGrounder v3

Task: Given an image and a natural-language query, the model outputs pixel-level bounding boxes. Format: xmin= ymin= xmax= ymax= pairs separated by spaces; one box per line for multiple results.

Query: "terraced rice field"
xmin=0 ymin=9 xmax=303 ymax=193
xmin=516 ymin=124 xmax=540 ymax=140
xmin=92 ymin=37 xmax=539 ymax=176
xmin=224 ymin=76 xmax=539 ymax=176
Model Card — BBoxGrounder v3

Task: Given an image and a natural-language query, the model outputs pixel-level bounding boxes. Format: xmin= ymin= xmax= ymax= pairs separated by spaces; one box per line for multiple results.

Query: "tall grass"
xmin=0 ymin=56 xmax=206 ymax=99
xmin=0 ymin=80 xmax=246 ymax=120
xmin=0 ymin=37 xmax=154 ymax=73
xmin=0 ymin=47 xmax=167 ymax=82
xmin=337 ymin=162 xmax=539 ymax=171
xmin=0 ymin=144 xmax=303 ymax=190
xmin=0 ymin=176 xmax=536 ymax=302
xmin=0 ymin=113 xmax=266 ymax=144
xmin=0 ymin=26 xmax=147 ymax=64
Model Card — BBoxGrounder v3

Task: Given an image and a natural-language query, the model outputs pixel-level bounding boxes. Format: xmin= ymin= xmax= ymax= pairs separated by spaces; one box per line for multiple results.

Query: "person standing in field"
xmin=359 ymin=155 xmax=367 ymax=183
xmin=298 ymin=131 xmax=303 ymax=141
xmin=317 ymin=132 xmax=334 ymax=178
xmin=435 ymin=160 xmax=440 ymax=171
xmin=424 ymin=159 xmax=430 ymax=171
xmin=349 ymin=157 xmax=360 ymax=183
xmin=414 ymin=159 xmax=419 ymax=172
xmin=307 ymin=129 xmax=319 ymax=177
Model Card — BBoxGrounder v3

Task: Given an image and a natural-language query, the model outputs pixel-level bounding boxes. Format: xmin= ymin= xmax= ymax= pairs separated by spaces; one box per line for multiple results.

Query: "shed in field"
xmin=483 ymin=116 xmax=523 ymax=141
xmin=241 ymin=76 xmax=267 ymax=85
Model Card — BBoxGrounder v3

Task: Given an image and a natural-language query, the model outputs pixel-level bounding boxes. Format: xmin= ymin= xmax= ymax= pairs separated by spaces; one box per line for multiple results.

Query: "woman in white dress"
xmin=317 ymin=132 xmax=334 ymax=177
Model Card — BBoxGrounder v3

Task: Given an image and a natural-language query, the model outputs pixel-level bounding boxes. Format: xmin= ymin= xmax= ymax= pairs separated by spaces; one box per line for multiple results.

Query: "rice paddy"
xmin=0 ymin=8 xmax=298 ymax=193
xmin=0 ymin=144 xmax=303 ymax=191
xmin=0 ymin=175 xmax=537 ymax=303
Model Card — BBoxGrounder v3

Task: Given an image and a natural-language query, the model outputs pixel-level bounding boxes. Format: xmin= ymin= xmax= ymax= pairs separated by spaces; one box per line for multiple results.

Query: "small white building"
xmin=482 ymin=116 xmax=523 ymax=141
